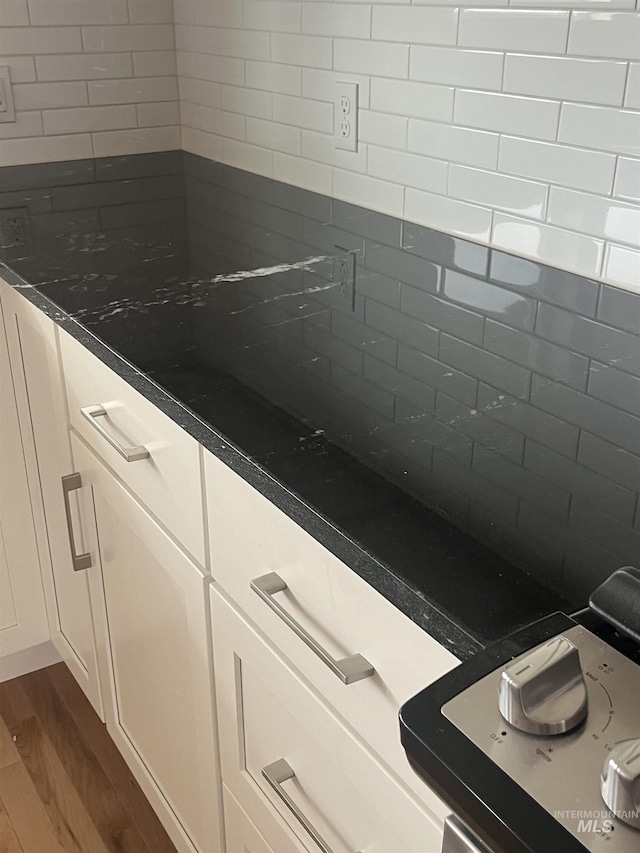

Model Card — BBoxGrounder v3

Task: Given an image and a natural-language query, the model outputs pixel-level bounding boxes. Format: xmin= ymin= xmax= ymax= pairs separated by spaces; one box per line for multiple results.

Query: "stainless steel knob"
xmin=601 ymin=738 xmax=640 ymax=829
xmin=498 ymin=636 xmax=588 ymax=735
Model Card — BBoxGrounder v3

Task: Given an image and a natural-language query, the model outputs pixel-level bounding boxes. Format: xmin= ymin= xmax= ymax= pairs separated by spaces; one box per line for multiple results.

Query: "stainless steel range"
xmin=400 ymin=567 xmax=640 ymax=853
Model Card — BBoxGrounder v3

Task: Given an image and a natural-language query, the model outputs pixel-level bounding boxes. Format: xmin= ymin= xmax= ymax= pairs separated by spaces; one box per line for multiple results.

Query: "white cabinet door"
xmin=71 ymin=433 xmax=223 ymax=853
xmin=211 ymin=584 xmax=445 ymax=853
xmin=223 ymin=785 xmax=293 ymax=853
xmin=0 ymin=296 xmax=49 ymax=669
xmin=0 ymin=280 xmax=104 ymax=714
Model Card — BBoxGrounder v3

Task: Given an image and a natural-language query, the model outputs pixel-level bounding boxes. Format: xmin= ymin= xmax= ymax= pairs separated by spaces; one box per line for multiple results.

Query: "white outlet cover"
xmin=335 ymin=81 xmax=358 ymax=153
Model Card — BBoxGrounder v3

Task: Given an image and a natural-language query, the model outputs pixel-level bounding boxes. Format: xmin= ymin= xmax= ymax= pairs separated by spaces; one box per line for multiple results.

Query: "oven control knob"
xmin=601 ymin=739 xmax=640 ymax=829
xmin=498 ymin=636 xmax=588 ymax=735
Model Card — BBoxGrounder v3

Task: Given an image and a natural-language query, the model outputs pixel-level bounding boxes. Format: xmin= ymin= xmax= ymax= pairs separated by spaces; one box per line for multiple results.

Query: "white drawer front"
xmin=223 ymin=784 xmax=306 ymax=853
xmin=205 ymin=450 xmax=458 ymax=815
xmin=211 ymin=584 xmax=445 ymax=853
xmin=59 ymin=329 xmax=205 ymax=564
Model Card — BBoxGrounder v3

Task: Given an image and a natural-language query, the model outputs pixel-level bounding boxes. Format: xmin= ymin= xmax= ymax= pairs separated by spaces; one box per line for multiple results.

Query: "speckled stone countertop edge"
xmin=1 ymin=263 xmax=482 ymax=660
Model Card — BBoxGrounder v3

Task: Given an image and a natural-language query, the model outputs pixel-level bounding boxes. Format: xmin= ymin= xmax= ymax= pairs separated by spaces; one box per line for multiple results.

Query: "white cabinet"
xmin=0 ymin=295 xmax=50 ymax=675
xmin=71 ymin=433 xmax=223 ymax=853
xmin=0 ymin=280 xmax=104 ymax=711
xmin=223 ymin=784 xmax=300 ymax=853
xmin=204 ymin=449 xmax=458 ymax=812
xmin=211 ymin=584 xmax=446 ymax=853
xmin=59 ymin=329 xmax=205 ymax=565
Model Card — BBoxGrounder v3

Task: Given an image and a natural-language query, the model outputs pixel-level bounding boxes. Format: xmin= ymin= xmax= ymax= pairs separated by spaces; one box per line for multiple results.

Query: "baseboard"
xmin=0 ymin=641 xmax=62 ymax=683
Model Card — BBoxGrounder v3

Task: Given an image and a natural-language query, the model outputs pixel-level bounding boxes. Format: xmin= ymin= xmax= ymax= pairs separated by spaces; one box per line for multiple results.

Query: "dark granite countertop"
xmin=2 ymin=151 xmax=638 ymax=660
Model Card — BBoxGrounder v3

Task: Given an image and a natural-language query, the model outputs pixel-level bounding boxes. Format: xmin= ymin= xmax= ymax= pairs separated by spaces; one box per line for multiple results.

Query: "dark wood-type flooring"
xmin=0 ymin=663 xmax=178 ymax=853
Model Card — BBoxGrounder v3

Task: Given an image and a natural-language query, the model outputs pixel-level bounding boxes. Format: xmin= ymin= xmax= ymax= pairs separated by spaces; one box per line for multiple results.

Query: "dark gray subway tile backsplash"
xmin=1 ymin=149 xmax=638 ymax=604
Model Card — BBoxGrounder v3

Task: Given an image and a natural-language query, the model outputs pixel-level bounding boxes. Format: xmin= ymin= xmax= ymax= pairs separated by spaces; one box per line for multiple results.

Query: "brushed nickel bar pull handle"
xmin=80 ymin=405 xmax=150 ymax=462
xmin=262 ymin=759 xmax=336 ymax=853
xmin=61 ymin=473 xmax=92 ymax=572
xmin=250 ymin=572 xmax=374 ymax=685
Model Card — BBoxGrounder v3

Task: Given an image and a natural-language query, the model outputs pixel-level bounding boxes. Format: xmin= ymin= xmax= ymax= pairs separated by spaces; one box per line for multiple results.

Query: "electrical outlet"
xmin=332 ymin=248 xmax=356 ymax=311
xmin=335 ymin=81 xmax=358 ymax=152
xmin=0 ymin=67 xmax=15 ymax=123
xmin=0 ymin=208 xmax=31 ymax=248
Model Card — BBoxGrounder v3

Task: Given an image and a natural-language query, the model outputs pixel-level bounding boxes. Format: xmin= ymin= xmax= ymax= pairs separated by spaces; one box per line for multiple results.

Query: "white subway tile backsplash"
xmin=371 ymin=79 xmax=453 ymax=122
xmin=1 ymin=0 xmax=638 ymax=294
xmin=133 ymin=51 xmax=177 ymax=77
xmin=603 ymin=244 xmax=640 ymax=291
xmin=0 ymin=56 xmax=36 ymax=83
xmin=88 ymin=77 xmax=178 ymax=105
xmin=334 ymin=38 xmax=408 ymax=78
xmin=220 ymin=84 xmax=272 ymax=119
xmin=492 ymin=214 xmax=604 ymax=279
xmin=302 ymin=4 xmax=370 ymax=38
xmin=368 ymin=145 xmax=448 ymax=194
xmin=302 ymin=129 xmax=368 ymax=172
xmin=0 ymin=1 xmax=29 ymax=26
xmin=459 ymin=9 xmax=569 ymax=53
xmin=91 ymin=125 xmax=180 ymax=157
xmin=12 ymin=81 xmax=88 ymax=110
xmin=273 ymin=93 xmax=332 ymax=132
xmin=273 ymin=152 xmax=332 ymax=194
xmin=271 ymin=33 xmax=332 ymax=68
xmin=455 ymin=90 xmax=560 ymax=141
xmin=405 ymin=188 xmax=493 ymax=242
xmin=173 ymin=0 xmax=242 ymax=28
xmin=247 ymin=117 xmax=301 ymax=155
xmin=179 ymin=76 xmax=221 ymax=108
xmin=0 ymin=27 xmax=82 ymax=55
xmin=548 ymin=187 xmax=640 ymax=246
xmin=504 ymin=54 xmax=627 ymax=107
xmin=449 ymin=166 xmax=548 ymax=220
xmin=511 ymin=0 xmax=634 ymax=6
xmin=43 ymin=104 xmax=137 ymax=135
xmin=182 ymin=125 xmax=224 ymax=160
xmin=176 ymin=51 xmax=244 ymax=86
xmin=82 ymin=25 xmax=175 ymax=52
xmin=408 ymin=119 xmax=499 ymax=169
xmin=626 ymin=63 xmax=640 ymax=109
xmin=0 ymin=110 xmax=43 ymax=138
xmin=360 ymin=111 xmax=407 ymax=150
xmin=247 ymin=61 xmax=301 ymax=96
xmin=559 ymin=104 xmax=640 ymax=157
xmin=371 ymin=6 xmax=458 ymax=44
xmin=36 ymin=53 xmax=134 ymax=81
xmin=614 ymin=157 xmax=640 ymax=202
xmin=334 ymin=169 xmax=405 ymax=217
xmin=181 ymin=100 xmax=245 ymax=139
xmin=128 ymin=0 xmax=175 ymax=24
xmin=245 ymin=2 xmax=301 ymax=34
xmin=28 ymin=0 xmax=128 ymax=25
xmin=302 ymin=68 xmax=371 ymax=108
xmin=218 ymin=138 xmax=274 ymax=176
xmin=0 ymin=133 xmax=93 ymax=165
xmin=410 ymin=46 xmax=503 ymax=90
xmin=569 ymin=11 xmax=640 ymax=60
xmin=175 ymin=25 xmax=217 ymax=55
xmin=136 ymin=101 xmax=180 ymax=126
xmin=498 ymin=137 xmax=617 ymax=195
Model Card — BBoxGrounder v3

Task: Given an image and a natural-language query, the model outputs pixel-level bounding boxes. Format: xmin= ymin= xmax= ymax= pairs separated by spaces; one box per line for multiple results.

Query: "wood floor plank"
xmin=46 ymin=664 xmax=177 ymax=853
xmin=0 ymin=718 xmax=19 ymax=770
xmin=11 ymin=716 xmax=112 ymax=853
xmin=0 ymin=792 xmax=24 ymax=853
xmin=0 ymin=680 xmax=34 ymax=730
xmin=0 ymin=762 xmax=66 ymax=853
xmin=19 ymin=668 xmax=159 ymax=853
